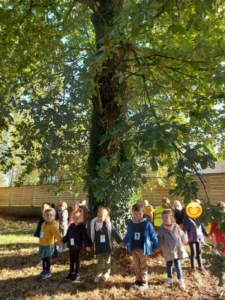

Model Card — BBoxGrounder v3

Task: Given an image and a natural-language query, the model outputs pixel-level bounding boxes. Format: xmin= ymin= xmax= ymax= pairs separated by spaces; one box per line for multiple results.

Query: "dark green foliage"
xmin=0 ymin=1 xmax=224 ymax=228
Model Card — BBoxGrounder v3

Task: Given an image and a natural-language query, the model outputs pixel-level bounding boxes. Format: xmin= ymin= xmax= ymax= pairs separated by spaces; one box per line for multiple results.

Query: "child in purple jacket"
xmin=183 ymin=215 xmax=209 ymax=275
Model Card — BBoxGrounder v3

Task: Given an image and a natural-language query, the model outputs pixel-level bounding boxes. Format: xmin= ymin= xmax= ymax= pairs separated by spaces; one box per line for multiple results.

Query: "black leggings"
xmin=42 ymin=257 xmax=51 ymax=272
xmin=69 ymin=249 xmax=80 ymax=274
xmin=189 ymin=242 xmax=202 ymax=269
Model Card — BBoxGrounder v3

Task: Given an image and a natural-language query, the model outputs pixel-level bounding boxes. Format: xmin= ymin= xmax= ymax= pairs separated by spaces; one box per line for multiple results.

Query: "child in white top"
xmin=90 ymin=207 xmax=122 ymax=283
xmin=58 ymin=201 xmax=68 ymax=252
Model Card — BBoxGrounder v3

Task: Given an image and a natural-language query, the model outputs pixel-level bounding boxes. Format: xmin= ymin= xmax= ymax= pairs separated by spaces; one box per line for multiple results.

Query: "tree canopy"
xmin=0 ymin=0 xmax=225 ymax=213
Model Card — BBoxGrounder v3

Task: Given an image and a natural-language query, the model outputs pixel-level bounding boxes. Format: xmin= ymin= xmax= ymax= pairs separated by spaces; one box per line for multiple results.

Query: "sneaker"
xmin=41 ymin=271 xmax=52 ymax=279
xmin=164 ymin=278 xmax=172 ymax=287
xmin=94 ymin=274 xmax=102 ymax=283
xmin=38 ymin=270 xmax=46 ymax=278
xmin=178 ymin=279 xmax=186 ymax=290
xmin=197 ymin=267 xmax=208 ymax=275
xmin=138 ymin=283 xmax=148 ymax=291
xmin=65 ymin=273 xmax=72 ymax=280
xmin=70 ymin=273 xmax=80 ymax=282
xmin=101 ymin=272 xmax=110 ymax=281
xmin=36 ymin=261 xmax=43 ymax=267
xmin=134 ymin=280 xmax=142 ymax=287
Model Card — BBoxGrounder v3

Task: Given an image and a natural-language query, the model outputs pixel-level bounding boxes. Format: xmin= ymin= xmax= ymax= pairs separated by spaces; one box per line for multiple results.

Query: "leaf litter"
xmin=0 ymin=215 xmax=224 ymax=300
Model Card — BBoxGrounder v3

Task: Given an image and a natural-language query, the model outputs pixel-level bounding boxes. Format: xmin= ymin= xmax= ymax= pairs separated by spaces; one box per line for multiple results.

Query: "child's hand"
xmin=86 ymin=247 xmax=91 ymax=252
xmin=119 ymin=242 xmax=124 ymax=247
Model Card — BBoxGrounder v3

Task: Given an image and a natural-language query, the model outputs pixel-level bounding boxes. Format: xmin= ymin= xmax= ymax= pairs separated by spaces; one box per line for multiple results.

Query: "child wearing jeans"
xmin=90 ymin=207 xmax=122 ymax=283
xmin=183 ymin=214 xmax=209 ymax=275
xmin=38 ymin=208 xmax=62 ymax=279
xmin=158 ymin=209 xmax=188 ymax=290
xmin=58 ymin=201 xmax=68 ymax=252
xmin=62 ymin=209 xmax=92 ymax=282
xmin=122 ymin=203 xmax=159 ymax=291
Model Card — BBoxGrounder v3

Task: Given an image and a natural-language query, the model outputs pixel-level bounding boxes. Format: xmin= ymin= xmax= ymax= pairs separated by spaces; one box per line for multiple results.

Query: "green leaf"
xmin=125 ymin=145 xmax=132 ymax=157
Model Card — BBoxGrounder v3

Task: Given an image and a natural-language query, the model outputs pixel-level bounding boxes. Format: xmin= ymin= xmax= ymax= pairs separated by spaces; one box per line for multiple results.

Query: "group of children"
xmin=35 ymin=199 xmax=215 ymax=291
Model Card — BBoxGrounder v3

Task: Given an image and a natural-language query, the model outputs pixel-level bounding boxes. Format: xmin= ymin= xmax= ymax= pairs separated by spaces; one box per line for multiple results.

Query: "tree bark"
xmin=86 ymin=0 xmax=127 ymax=214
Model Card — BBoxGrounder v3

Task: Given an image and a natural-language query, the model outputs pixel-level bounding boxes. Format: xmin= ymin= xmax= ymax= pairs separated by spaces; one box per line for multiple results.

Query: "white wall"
xmin=200 ymin=160 xmax=225 ymax=174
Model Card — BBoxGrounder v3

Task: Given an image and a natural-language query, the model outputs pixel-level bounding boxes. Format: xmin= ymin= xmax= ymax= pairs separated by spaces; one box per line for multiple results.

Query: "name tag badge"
xmin=70 ymin=238 xmax=75 ymax=246
xmin=134 ymin=232 xmax=140 ymax=240
xmin=40 ymin=232 xmax=44 ymax=238
xmin=100 ymin=235 xmax=106 ymax=243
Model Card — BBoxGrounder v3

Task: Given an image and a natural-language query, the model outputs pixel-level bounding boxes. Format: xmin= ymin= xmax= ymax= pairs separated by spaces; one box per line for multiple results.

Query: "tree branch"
xmin=18 ymin=0 xmax=33 ymax=30
xmin=153 ymin=0 xmax=172 ymax=19
xmin=169 ymin=140 xmax=210 ymax=202
xmin=131 ymin=48 xmax=159 ymax=121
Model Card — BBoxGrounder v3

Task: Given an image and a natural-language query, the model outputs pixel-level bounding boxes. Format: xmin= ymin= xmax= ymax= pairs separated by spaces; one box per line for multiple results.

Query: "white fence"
xmin=0 ymin=173 xmax=224 ymax=207
xmin=0 ymin=184 xmax=87 ymax=207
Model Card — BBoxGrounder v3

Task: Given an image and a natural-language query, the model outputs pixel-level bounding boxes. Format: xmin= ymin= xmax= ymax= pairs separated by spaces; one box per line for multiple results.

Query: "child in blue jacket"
xmin=122 ymin=203 xmax=159 ymax=291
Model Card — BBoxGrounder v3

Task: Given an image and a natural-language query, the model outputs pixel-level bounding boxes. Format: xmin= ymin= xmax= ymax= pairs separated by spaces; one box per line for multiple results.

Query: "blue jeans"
xmin=166 ymin=259 xmax=182 ymax=279
xmin=59 ymin=229 xmax=67 ymax=250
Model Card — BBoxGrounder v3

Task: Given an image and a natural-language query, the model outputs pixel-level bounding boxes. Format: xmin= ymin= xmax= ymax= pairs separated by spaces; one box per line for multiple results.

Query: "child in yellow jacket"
xmin=142 ymin=200 xmax=154 ymax=223
xmin=38 ymin=208 xmax=62 ymax=279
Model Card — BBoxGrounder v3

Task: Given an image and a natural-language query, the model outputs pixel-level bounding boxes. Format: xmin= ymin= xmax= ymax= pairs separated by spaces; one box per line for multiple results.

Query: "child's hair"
xmin=97 ymin=206 xmax=104 ymax=211
xmin=162 ymin=209 xmax=175 ymax=222
xmin=217 ymin=201 xmax=225 ymax=212
xmin=173 ymin=200 xmax=182 ymax=210
xmin=105 ymin=207 xmax=112 ymax=216
xmin=41 ymin=203 xmax=51 ymax=217
xmin=97 ymin=207 xmax=109 ymax=218
xmin=143 ymin=200 xmax=149 ymax=206
xmin=192 ymin=199 xmax=201 ymax=204
xmin=132 ymin=203 xmax=143 ymax=212
xmin=43 ymin=208 xmax=56 ymax=218
xmin=59 ymin=201 xmax=68 ymax=209
xmin=41 ymin=202 xmax=50 ymax=210
xmin=162 ymin=197 xmax=171 ymax=208
xmin=72 ymin=201 xmax=80 ymax=207
xmin=73 ymin=208 xmax=84 ymax=223
xmin=50 ymin=203 xmax=56 ymax=209
xmin=80 ymin=199 xmax=87 ymax=206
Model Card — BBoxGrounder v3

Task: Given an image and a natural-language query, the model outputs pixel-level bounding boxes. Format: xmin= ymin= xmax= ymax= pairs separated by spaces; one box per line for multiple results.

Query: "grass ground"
xmin=0 ymin=215 xmax=224 ymax=300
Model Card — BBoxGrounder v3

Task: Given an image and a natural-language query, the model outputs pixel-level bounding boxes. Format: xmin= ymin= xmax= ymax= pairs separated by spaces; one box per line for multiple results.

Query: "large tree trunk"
xmin=86 ymin=0 xmax=127 ymax=215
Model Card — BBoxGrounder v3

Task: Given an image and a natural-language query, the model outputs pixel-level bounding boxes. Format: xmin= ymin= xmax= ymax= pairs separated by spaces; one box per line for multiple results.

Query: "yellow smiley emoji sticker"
xmin=186 ymin=202 xmax=203 ymax=218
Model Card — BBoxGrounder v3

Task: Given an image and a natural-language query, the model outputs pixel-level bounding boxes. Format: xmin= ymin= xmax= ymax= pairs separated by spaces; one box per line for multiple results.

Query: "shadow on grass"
xmin=0 ymin=268 xmax=127 ymax=299
xmin=0 ymin=242 xmax=38 ymax=250
xmin=0 ymin=249 xmax=97 ymax=269
xmin=0 ymin=269 xmax=164 ymax=300
xmin=0 ymin=257 xmax=220 ymax=300
xmin=0 ymin=252 xmax=41 ymax=270
xmin=1 ymin=229 xmax=36 ymax=235
xmin=0 ymin=252 xmax=70 ymax=271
